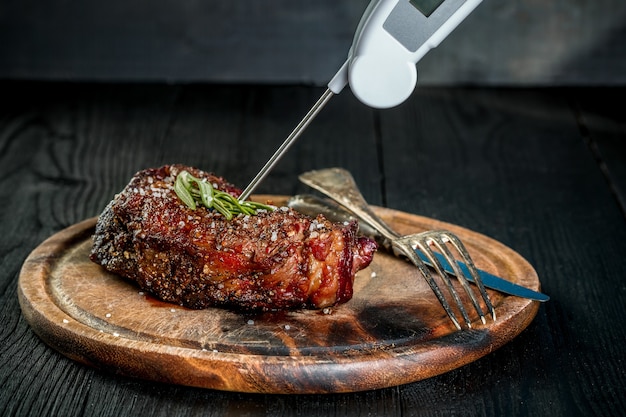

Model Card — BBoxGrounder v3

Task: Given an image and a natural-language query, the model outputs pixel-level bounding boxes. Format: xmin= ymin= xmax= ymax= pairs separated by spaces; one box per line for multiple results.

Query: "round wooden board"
xmin=18 ymin=196 xmax=542 ymax=394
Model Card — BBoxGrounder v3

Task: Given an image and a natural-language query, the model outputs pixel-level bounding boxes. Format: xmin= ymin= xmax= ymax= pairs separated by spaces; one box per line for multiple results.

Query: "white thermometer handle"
xmin=329 ymin=0 xmax=483 ymax=109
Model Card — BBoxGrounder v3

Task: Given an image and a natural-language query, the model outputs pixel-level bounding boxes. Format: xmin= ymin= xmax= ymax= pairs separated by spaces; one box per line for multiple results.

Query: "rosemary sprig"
xmin=174 ymin=170 xmax=274 ymax=220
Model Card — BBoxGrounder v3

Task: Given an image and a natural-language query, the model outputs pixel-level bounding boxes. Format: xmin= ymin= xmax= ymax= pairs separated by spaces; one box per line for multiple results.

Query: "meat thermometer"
xmin=239 ymin=0 xmax=483 ymax=201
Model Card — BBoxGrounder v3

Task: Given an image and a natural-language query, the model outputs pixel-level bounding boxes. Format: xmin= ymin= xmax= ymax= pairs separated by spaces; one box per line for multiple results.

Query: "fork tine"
xmin=412 ymin=236 xmax=476 ymax=328
xmin=392 ymin=241 xmax=464 ymax=330
xmin=396 ymin=230 xmax=498 ymax=329
xmin=418 ymin=232 xmax=486 ymax=326
xmin=437 ymin=231 xmax=497 ymax=321
xmin=421 ymin=230 xmax=496 ymax=322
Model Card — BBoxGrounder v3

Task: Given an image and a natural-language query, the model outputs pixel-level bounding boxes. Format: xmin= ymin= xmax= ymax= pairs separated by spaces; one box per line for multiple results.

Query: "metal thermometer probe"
xmin=238 ymin=0 xmax=483 ymax=201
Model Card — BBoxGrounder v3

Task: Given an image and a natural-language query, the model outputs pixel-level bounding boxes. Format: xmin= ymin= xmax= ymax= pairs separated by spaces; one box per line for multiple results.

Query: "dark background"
xmin=1 ymin=0 xmax=625 ymax=85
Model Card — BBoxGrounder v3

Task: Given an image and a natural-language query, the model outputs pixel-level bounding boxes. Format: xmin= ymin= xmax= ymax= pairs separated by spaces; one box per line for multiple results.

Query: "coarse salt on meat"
xmin=90 ymin=164 xmax=377 ymax=311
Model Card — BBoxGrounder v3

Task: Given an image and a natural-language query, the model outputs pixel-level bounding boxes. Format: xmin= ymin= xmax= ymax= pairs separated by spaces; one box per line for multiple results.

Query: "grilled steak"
xmin=90 ymin=164 xmax=377 ymax=311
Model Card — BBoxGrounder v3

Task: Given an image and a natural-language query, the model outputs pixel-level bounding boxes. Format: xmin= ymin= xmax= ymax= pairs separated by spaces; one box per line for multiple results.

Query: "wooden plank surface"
xmin=1 ymin=82 xmax=625 ymax=416
xmin=567 ymin=88 xmax=626 ymax=214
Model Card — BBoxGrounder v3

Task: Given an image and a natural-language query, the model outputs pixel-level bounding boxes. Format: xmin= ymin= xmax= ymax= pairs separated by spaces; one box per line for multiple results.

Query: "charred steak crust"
xmin=90 ymin=165 xmax=377 ymax=311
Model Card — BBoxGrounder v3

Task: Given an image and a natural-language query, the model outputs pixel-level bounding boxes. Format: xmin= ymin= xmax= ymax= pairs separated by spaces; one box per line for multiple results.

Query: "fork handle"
xmin=298 ymin=168 xmax=399 ymax=250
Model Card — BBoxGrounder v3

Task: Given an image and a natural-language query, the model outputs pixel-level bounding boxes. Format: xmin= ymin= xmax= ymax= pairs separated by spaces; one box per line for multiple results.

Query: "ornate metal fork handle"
xmin=298 ymin=167 xmax=496 ymax=330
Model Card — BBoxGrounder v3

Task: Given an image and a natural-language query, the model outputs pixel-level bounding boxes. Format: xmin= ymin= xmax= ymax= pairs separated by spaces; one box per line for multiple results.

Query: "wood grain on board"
xmin=18 ymin=198 xmax=541 ymax=394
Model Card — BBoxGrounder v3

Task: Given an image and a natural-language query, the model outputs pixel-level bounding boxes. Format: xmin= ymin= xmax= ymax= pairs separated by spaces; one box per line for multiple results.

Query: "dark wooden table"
xmin=1 ymin=81 xmax=624 ymax=416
